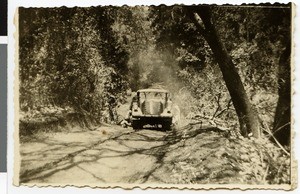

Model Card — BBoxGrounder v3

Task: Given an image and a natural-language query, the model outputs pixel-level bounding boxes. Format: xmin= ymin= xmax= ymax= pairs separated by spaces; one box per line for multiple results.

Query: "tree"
xmin=273 ymin=40 xmax=291 ymax=146
xmin=19 ymin=7 xmax=130 ymax=121
xmin=212 ymin=5 xmax=292 ymax=144
xmin=149 ymin=4 xmax=292 ymax=140
xmin=186 ymin=6 xmax=261 ymax=138
xmin=260 ymin=6 xmax=291 ymax=147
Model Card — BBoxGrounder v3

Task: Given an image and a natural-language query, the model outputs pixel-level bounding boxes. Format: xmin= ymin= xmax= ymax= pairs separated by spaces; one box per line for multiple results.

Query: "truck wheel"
xmin=163 ymin=121 xmax=172 ymax=131
xmin=132 ymin=120 xmax=141 ymax=130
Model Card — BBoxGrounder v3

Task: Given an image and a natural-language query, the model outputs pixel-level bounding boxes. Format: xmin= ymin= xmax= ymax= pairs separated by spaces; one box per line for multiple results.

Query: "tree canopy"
xmin=19 ymin=4 xmax=291 ymax=145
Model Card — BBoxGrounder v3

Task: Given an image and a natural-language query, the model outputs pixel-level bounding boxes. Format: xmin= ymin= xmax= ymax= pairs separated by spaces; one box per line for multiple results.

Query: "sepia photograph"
xmin=15 ymin=3 xmax=295 ymax=189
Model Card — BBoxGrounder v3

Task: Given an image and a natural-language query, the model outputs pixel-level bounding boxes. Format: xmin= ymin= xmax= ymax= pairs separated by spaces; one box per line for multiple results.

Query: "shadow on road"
xmin=20 ymin=124 xmax=227 ymax=184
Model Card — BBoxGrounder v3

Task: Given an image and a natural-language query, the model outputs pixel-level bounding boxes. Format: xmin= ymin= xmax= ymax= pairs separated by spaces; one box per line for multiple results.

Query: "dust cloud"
xmin=128 ymin=45 xmax=196 ymax=126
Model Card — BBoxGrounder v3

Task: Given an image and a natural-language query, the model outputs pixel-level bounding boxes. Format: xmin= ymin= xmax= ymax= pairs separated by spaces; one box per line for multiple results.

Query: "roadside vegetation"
xmin=19 ymin=4 xmax=292 ymax=184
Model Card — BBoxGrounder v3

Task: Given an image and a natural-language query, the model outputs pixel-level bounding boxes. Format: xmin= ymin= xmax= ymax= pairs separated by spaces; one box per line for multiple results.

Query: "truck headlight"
xmin=166 ymin=101 xmax=172 ymax=113
xmin=133 ymin=103 xmax=139 ymax=112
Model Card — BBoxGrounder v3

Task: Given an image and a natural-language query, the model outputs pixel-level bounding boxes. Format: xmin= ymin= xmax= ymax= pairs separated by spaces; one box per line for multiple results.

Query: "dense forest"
xmin=19 ymin=4 xmax=291 ymax=150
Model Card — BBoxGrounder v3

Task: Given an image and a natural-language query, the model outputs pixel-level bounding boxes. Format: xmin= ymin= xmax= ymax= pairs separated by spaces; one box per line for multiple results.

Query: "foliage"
xmin=166 ymin=127 xmax=290 ymax=184
xmin=19 ymin=7 xmax=130 ymax=120
xmin=149 ymin=5 xmax=291 ymax=133
xmin=19 ymin=4 xmax=291 ymax=184
xmin=19 ymin=5 xmax=291 ymax=133
xmin=214 ymin=6 xmax=291 ymax=130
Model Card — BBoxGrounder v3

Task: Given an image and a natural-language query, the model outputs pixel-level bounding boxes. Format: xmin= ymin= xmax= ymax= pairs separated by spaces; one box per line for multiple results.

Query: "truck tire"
xmin=132 ymin=120 xmax=141 ymax=130
xmin=162 ymin=121 xmax=172 ymax=131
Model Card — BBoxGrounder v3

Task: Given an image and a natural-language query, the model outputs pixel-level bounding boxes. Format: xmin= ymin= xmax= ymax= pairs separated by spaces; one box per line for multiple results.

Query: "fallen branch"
xmin=211 ymin=92 xmax=222 ymax=119
xmin=261 ymin=121 xmax=290 ymax=156
xmin=215 ymin=99 xmax=232 ymax=118
xmin=272 ymin=122 xmax=291 ymax=136
xmin=192 ymin=114 xmax=233 ymax=131
xmin=262 ymin=164 xmax=269 ymax=183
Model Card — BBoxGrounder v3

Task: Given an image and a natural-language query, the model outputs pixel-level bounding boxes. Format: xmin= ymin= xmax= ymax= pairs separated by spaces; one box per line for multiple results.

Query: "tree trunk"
xmin=273 ymin=40 xmax=291 ymax=146
xmin=188 ymin=6 xmax=261 ymax=138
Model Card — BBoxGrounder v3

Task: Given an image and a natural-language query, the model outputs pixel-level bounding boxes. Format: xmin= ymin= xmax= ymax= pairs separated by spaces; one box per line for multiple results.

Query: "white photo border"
xmin=7 ymin=0 xmax=300 ymax=193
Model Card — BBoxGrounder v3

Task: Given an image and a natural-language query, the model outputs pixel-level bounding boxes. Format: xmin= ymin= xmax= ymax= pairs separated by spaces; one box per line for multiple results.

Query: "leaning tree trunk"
xmin=188 ymin=6 xmax=261 ymax=138
xmin=273 ymin=40 xmax=291 ymax=146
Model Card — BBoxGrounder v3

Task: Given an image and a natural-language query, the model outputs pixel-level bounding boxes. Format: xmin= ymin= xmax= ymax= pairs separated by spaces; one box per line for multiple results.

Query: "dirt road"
xmin=20 ymin=124 xmax=175 ymax=184
xmin=20 ymin=121 xmax=269 ymax=185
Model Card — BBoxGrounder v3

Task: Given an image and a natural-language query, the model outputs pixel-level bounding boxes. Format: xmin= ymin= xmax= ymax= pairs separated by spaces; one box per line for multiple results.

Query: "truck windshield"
xmin=140 ymin=92 xmax=166 ymax=101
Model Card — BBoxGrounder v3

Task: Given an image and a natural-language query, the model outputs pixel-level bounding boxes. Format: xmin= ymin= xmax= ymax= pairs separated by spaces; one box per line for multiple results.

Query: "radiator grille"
xmin=141 ymin=101 xmax=163 ymax=115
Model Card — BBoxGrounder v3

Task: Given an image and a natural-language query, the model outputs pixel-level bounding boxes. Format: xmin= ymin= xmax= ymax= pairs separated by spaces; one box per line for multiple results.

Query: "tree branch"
xmin=185 ymin=7 xmax=206 ymax=35
xmin=215 ymin=98 xmax=232 ymax=118
xmin=211 ymin=92 xmax=221 ymax=119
